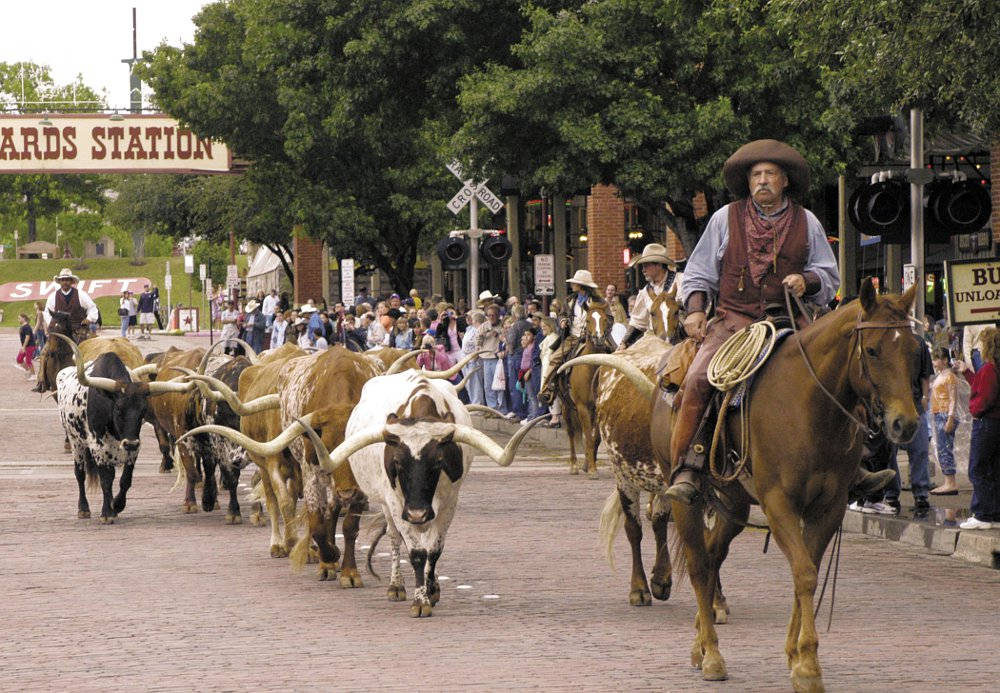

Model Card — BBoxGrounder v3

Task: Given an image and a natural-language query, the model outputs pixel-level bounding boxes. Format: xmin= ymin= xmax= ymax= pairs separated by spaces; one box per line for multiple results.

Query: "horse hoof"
xmin=225 ymin=513 xmax=242 ymax=525
xmin=270 ymin=544 xmax=289 ymax=558
xmin=701 ymin=652 xmax=727 ymax=681
xmin=184 ymin=503 xmax=199 ymax=514
xmin=410 ymin=602 xmax=433 ymax=618
xmin=629 ymin=589 xmax=652 ymax=606
xmin=791 ymin=671 xmax=824 ymax=693
xmin=650 ymin=579 xmax=672 ymax=601
xmin=339 ymin=571 xmax=364 ymax=589
xmin=587 ymin=470 xmax=600 ymax=480
xmin=317 ymin=563 xmax=339 ymax=581
xmin=387 ymin=585 xmax=407 ymax=602
xmin=100 ymin=516 xmax=114 ymax=525
xmin=714 ymin=605 xmax=730 ymax=624
xmin=78 ymin=510 xmax=91 ymax=519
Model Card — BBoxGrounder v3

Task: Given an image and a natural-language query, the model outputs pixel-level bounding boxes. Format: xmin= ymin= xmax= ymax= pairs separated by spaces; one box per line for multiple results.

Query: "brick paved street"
xmin=2 ymin=330 xmax=1000 ymax=692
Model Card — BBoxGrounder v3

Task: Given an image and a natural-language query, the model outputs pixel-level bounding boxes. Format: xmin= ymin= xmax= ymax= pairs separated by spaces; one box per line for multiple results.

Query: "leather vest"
xmin=718 ymin=199 xmax=809 ymax=320
xmin=54 ymin=288 xmax=87 ymax=326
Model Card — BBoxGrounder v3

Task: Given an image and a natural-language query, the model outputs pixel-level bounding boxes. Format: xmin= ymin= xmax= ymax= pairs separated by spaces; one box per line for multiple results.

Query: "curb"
xmin=472 ymin=416 xmax=1000 ymax=571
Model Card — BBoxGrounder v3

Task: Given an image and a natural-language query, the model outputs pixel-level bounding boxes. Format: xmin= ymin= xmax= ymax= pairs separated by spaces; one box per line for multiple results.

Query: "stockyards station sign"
xmin=945 ymin=259 xmax=1000 ymax=326
xmin=0 ymin=114 xmax=232 ymax=174
xmin=0 ymin=277 xmax=153 ymax=302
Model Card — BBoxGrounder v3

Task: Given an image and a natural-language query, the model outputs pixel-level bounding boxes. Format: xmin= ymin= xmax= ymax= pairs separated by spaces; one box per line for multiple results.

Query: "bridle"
xmin=784 ymin=288 xmax=911 ymax=438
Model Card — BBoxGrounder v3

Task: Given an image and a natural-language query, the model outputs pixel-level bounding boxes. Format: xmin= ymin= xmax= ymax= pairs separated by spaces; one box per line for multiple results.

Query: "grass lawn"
xmin=0 ymin=256 xmax=247 ymax=328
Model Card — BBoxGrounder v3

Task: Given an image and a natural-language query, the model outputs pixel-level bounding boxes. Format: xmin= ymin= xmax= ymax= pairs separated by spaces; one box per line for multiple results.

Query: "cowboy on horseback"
xmin=44 ymin=267 xmax=98 ymax=343
xmin=617 ymin=243 xmax=679 ymax=350
xmin=665 ymin=139 xmax=895 ymax=505
xmin=562 ymin=269 xmax=610 ymax=341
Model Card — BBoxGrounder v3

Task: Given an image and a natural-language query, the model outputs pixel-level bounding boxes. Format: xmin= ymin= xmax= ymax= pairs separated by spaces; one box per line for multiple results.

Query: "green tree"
xmin=56 ymin=209 xmax=104 ymax=266
xmin=775 ymin=0 xmax=1000 ymax=137
xmin=0 ymin=62 xmax=109 ymax=242
xmin=451 ymin=1 xmax=864 ymax=253
xmin=139 ymin=0 xmax=544 ymax=293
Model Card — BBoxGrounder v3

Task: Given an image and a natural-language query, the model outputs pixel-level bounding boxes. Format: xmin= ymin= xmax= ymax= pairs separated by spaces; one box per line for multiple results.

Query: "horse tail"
xmin=598 ymin=489 xmax=624 ymax=571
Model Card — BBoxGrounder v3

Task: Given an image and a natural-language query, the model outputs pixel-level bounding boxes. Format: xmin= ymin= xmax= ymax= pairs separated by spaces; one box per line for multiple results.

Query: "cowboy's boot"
xmin=664 ymin=406 xmax=713 ymax=505
xmin=850 ymin=467 xmax=897 ymax=499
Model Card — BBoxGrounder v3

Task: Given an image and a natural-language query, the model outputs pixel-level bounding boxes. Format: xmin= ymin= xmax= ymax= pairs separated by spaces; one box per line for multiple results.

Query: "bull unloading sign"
xmin=945 ymin=259 xmax=1000 ymax=326
xmin=0 ymin=114 xmax=232 ymax=174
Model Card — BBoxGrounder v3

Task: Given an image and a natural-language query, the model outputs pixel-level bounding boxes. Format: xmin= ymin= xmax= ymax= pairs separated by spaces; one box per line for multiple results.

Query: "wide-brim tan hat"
xmin=629 ymin=243 xmax=678 ymax=269
xmin=245 ymin=300 xmax=260 ymax=313
xmin=477 ymin=289 xmax=498 ymax=306
xmin=53 ymin=267 xmax=79 ymax=282
xmin=299 ymin=304 xmax=317 ymax=314
xmin=723 ymin=139 xmax=810 ymax=199
xmin=566 ymin=269 xmax=598 ymax=289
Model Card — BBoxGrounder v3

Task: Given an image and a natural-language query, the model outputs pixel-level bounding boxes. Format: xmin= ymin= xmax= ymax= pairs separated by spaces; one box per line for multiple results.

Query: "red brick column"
xmin=992 ymin=142 xmax=1000 ymax=245
xmin=293 ymin=234 xmax=325 ymax=306
xmin=586 ymin=184 xmax=626 ymax=290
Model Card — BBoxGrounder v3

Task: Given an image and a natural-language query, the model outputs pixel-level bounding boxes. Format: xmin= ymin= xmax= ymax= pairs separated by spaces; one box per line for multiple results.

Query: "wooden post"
xmin=506 ymin=194 xmax=522 ymax=298
xmin=552 ymin=194 xmax=567 ymax=302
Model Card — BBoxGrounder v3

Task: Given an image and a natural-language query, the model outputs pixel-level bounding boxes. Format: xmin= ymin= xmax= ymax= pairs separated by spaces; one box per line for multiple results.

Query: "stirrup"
xmin=664 ymin=479 xmax=700 ymax=506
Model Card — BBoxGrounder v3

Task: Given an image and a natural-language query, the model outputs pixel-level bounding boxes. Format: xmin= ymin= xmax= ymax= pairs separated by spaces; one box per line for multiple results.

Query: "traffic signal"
xmin=849 ymin=177 xmax=991 ymax=244
xmin=436 ymin=236 xmax=469 ymax=270
xmin=480 ymin=234 xmax=512 ymax=264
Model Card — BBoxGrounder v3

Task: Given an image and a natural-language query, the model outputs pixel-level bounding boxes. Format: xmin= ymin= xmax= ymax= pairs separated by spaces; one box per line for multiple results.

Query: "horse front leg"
xmin=619 ymin=488 xmax=651 ymax=606
xmin=763 ymin=492 xmax=824 ymax=693
xmin=672 ymin=500 xmax=726 ymax=681
xmin=649 ymin=493 xmax=672 ymax=601
xmin=563 ymin=398 xmax=580 ymax=474
xmin=578 ymin=400 xmax=600 ymax=479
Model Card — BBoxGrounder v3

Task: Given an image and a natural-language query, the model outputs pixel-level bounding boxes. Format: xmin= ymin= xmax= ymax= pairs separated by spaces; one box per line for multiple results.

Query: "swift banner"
xmin=0 ymin=114 xmax=232 ymax=174
xmin=0 ymin=278 xmax=153 ymax=302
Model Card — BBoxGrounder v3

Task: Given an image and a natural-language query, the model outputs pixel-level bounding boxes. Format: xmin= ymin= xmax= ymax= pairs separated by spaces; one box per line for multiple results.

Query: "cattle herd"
xmin=45 ymin=334 xmax=544 ymax=618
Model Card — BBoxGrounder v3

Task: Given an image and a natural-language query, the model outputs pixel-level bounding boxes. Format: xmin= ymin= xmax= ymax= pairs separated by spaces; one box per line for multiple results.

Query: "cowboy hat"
xmin=723 ymin=139 xmax=810 ymax=199
xmin=53 ymin=267 xmax=79 ymax=282
xmin=299 ymin=304 xmax=317 ymax=314
xmin=245 ymin=300 xmax=260 ymax=313
xmin=293 ymin=317 xmax=308 ymax=326
xmin=628 ymin=243 xmax=678 ymax=269
xmin=566 ymin=269 xmax=598 ymax=289
xmin=477 ymin=289 xmax=498 ymax=306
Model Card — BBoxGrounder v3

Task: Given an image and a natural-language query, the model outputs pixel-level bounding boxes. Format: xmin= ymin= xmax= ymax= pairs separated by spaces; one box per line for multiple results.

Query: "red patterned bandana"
xmin=743 ymin=200 xmax=797 ymax=287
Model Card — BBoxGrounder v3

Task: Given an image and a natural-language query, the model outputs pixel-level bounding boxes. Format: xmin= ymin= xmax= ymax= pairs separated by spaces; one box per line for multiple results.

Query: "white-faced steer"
xmin=54 ymin=334 xmax=193 ymax=523
xmin=289 ymin=371 xmax=542 ymax=617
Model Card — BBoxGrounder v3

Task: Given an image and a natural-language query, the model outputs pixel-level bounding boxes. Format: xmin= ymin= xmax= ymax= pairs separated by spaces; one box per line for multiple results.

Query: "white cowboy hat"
xmin=245 ymin=300 xmax=260 ymax=313
xmin=53 ymin=267 xmax=79 ymax=282
xmin=477 ymin=289 xmax=498 ymax=306
xmin=299 ymin=304 xmax=318 ymax=314
xmin=566 ymin=269 xmax=598 ymax=289
xmin=628 ymin=243 xmax=678 ymax=269
xmin=293 ymin=317 xmax=308 ymax=326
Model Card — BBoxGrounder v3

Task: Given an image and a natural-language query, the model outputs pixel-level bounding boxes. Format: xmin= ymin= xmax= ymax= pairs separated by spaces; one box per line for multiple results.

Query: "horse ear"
xmin=859 ymin=277 xmax=878 ymax=315
xmin=667 ymin=283 xmax=677 ymax=299
xmin=900 ymin=283 xmax=918 ymax=312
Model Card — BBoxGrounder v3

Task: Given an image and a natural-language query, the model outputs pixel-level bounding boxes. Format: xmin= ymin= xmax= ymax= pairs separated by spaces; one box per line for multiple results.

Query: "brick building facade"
xmin=293 ymin=235 xmax=325 ymax=307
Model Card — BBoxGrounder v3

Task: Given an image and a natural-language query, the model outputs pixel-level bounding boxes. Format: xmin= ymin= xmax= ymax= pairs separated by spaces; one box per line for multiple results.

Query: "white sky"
xmin=0 ymin=1 xmax=214 ymax=110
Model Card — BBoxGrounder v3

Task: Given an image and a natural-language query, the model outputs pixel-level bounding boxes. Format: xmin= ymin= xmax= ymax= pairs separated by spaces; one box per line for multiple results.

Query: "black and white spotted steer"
xmin=54 ymin=334 xmax=192 ymax=524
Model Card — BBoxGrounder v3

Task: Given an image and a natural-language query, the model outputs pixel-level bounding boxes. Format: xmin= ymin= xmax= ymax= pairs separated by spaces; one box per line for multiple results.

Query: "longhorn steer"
xmin=54 ymin=335 xmax=192 ymax=523
xmin=294 ymin=371 xmax=543 ymax=617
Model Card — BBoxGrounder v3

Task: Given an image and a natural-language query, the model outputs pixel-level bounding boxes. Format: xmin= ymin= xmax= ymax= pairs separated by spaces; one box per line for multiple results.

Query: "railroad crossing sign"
xmin=446 ymin=159 xmax=504 ymax=215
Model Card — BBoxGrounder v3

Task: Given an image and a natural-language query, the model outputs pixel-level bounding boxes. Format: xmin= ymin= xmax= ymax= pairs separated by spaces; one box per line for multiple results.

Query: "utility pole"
xmin=121 ymin=8 xmax=142 ymax=114
xmin=909 ymin=108 xmax=925 ymax=324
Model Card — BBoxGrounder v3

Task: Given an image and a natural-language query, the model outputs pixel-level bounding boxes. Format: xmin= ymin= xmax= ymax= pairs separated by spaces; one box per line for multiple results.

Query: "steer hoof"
xmin=714 ymin=604 xmax=730 ymax=624
xmin=629 ymin=589 xmax=652 ymax=606
xmin=428 ymin=586 xmax=441 ymax=605
xmin=78 ymin=510 xmax=91 ymax=519
xmin=183 ymin=503 xmax=199 ymax=514
xmin=317 ymin=562 xmax=339 ymax=581
xmin=569 ymin=464 xmax=580 ymax=475
xmin=225 ymin=513 xmax=243 ymax=525
xmin=249 ymin=511 xmax=265 ymax=527
xmin=650 ymin=578 xmax=672 ymax=601
xmin=587 ymin=469 xmax=600 ymax=480
xmin=339 ymin=569 xmax=363 ymax=589
xmin=158 ymin=460 xmax=173 ymax=473
xmin=791 ymin=670 xmax=825 ymax=693
xmin=410 ymin=602 xmax=433 ymax=618
xmin=387 ymin=585 xmax=407 ymax=602
xmin=100 ymin=516 xmax=115 ymax=525
xmin=270 ymin=544 xmax=289 ymax=558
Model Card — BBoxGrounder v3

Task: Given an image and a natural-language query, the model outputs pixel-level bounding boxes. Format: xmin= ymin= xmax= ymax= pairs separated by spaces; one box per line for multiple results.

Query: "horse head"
xmin=848 ymin=278 xmax=921 ymax=445
xmin=582 ymin=299 xmax=614 ymax=352
xmin=649 ymin=284 xmax=683 ymax=343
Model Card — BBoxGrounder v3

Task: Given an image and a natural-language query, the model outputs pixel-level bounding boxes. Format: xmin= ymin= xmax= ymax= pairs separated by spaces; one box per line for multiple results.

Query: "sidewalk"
xmin=475 ymin=414 xmax=1000 ymax=570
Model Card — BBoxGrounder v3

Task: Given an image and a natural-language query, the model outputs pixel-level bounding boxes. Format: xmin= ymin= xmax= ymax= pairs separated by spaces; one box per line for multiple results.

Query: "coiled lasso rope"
xmin=705 ymin=321 xmax=779 ymax=483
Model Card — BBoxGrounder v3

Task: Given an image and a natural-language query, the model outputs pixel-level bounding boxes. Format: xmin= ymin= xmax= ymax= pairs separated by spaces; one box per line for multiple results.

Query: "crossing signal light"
xmin=480 ymin=234 xmax=512 ymax=265
xmin=436 ymin=236 xmax=469 ymax=270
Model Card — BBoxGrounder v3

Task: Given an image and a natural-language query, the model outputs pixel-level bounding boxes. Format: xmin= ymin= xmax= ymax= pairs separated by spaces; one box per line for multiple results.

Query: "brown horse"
xmin=33 ymin=310 xmax=93 ymax=393
xmin=537 ymin=300 xmax=614 ymax=477
xmin=668 ymin=280 xmax=919 ymax=691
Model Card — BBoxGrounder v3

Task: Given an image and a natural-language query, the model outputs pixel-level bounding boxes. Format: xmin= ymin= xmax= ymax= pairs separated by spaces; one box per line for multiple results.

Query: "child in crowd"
xmin=930 ymin=347 xmax=960 ymax=495
xmin=16 ymin=313 xmax=36 ymax=380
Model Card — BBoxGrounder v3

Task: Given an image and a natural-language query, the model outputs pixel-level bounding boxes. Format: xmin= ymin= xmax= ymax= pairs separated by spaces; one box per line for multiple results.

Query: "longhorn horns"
xmin=384 ymin=349 xmax=419 ymax=375
xmin=172 ymin=368 xmax=281 ymax=415
xmin=557 ymin=353 xmax=655 ymax=400
xmin=50 ymin=333 xmax=195 ymax=395
xmin=420 ymin=350 xmax=491 ymax=380
xmin=176 ymin=412 xmax=315 ymax=457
